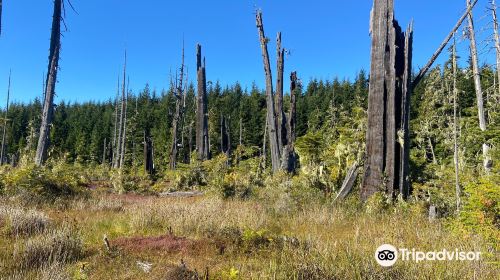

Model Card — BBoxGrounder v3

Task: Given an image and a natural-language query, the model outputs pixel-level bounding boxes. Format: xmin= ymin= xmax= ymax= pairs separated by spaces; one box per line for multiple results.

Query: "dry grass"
xmin=0 ymin=205 xmax=50 ymax=237
xmin=0 ymin=192 xmax=498 ymax=279
xmin=13 ymin=226 xmax=83 ymax=270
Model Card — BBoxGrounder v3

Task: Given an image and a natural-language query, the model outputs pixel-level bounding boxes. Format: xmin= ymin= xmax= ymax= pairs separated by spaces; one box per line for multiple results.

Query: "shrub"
xmin=0 ymin=206 xmax=50 ymax=236
xmin=14 ymin=226 xmax=84 ymax=269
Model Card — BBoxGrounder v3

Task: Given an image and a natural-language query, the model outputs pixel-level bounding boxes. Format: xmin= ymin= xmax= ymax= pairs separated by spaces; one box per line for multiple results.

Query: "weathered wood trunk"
xmin=220 ymin=116 xmax=230 ymax=156
xmin=112 ymin=77 xmax=120 ymax=167
xmin=452 ymin=39 xmax=461 ymax=211
xmin=35 ymin=0 xmax=62 ymax=166
xmin=196 ymin=44 xmax=210 ymax=161
xmin=114 ymin=54 xmax=127 ymax=169
xmin=467 ymin=0 xmax=491 ymax=172
xmin=281 ymin=71 xmax=298 ymax=172
xmin=119 ymin=79 xmax=128 ymax=168
xmin=492 ymin=0 xmax=500 ymax=97
xmin=275 ymin=32 xmax=287 ymax=151
xmin=256 ymin=11 xmax=281 ymax=172
xmin=1 ymin=70 xmax=11 ymax=165
xmin=362 ymin=0 xmax=413 ymax=200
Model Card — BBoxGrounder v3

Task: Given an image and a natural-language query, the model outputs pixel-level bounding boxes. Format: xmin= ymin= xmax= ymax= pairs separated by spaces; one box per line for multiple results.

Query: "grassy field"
xmin=0 ymin=184 xmax=498 ymax=280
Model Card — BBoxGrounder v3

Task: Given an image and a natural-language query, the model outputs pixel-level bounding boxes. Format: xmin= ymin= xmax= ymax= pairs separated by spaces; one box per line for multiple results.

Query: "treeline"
xmin=1 ymin=72 xmax=369 ymax=171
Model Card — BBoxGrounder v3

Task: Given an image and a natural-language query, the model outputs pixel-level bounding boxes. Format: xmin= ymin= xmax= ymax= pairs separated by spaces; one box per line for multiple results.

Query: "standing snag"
xmin=169 ymin=43 xmax=186 ymax=170
xmin=35 ymin=0 xmax=62 ymax=166
xmin=196 ymin=44 xmax=210 ymax=161
xmin=1 ymin=70 xmax=11 ymax=165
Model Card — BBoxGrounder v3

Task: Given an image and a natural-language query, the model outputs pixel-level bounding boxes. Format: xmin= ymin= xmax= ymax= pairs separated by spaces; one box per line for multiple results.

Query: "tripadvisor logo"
xmin=375 ymin=244 xmax=481 ymax=267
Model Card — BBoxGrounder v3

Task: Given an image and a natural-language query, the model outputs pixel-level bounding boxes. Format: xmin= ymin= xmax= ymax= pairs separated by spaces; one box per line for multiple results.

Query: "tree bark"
xmin=35 ymin=0 xmax=62 ymax=166
xmin=112 ymin=76 xmax=120 ymax=167
xmin=144 ymin=131 xmax=154 ymax=175
xmin=256 ymin=10 xmax=281 ymax=172
xmin=196 ymin=44 xmax=210 ymax=161
xmin=466 ymin=0 xmax=491 ymax=172
xmin=1 ymin=70 xmax=11 ymax=165
xmin=362 ymin=0 xmax=389 ymax=200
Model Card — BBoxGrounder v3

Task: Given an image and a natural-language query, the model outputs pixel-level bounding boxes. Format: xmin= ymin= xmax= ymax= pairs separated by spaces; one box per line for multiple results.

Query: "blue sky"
xmin=0 ymin=0 xmax=496 ymax=105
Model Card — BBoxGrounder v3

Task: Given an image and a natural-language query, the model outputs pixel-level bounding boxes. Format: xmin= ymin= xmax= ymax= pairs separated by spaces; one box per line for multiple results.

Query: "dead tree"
xmin=467 ymin=0 xmax=491 ymax=172
xmin=35 ymin=0 xmax=62 ymax=166
xmin=220 ymin=115 xmax=231 ymax=157
xmin=112 ymin=76 xmax=120 ymax=166
xmin=452 ymin=38 xmax=461 ymax=211
xmin=144 ymin=131 xmax=154 ymax=175
xmin=196 ymin=44 xmax=210 ymax=161
xmin=102 ymin=138 xmax=107 ymax=165
xmin=256 ymin=10 xmax=281 ymax=172
xmin=275 ymin=32 xmax=287 ymax=152
xmin=492 ymin=0 xmax=500 ymax=96
xmin=114 ymin=53 xmax=127 ymax=169
xmin=169 ymin=44 xmax=186 ymax=170
xmin=1 ymin=70 xmax=11 ymax=164
xmin=119 ymin=79 xmax=129 ymax=168
xmin=362 ymin=0 xmax=413 ymax=200
xmin=281 ymin=71 xmax=298 ymax=172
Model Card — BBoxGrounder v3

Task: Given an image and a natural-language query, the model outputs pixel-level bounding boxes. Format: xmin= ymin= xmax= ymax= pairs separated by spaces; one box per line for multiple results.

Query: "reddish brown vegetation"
xmin=113 ymin=234 xmax=205 ymax=253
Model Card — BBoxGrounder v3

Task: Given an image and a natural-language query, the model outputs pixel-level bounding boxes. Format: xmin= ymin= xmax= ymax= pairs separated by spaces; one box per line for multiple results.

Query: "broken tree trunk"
xmin=112 ymin=76 xmax=120 ymax=167
xmin=256 ymin=10 xmax=281 ymax=173
xmin=275 ymin=32 xmax=287 ymax=151
xmin=1 ymin=70 xmax=11 ymax=165
xmin=281 ymin=71 xmax=298 ymax=172
xmin=362 ymin=0 xmax=413 ymax=200
xmin=119 ymin=78 xmax=129 ymax=169
xmin=335 ymin=162 xmax=359 ymax=201
xmin=114 ymin=53 xmax=127 ymax=169
xmin=35 ymin=0 xmax=62 ymax=166
xmin=196 ymin=44 xmax=210 ymax=161
xmin=467 ymin=0 xmax=491 ymax=172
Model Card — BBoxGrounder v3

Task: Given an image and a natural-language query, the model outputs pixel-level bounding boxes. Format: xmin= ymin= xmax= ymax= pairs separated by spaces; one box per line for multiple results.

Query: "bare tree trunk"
xmin=112 ymin=76 xmax=120 ymax=167
xmin=492 ymin=0 xmax=500 ymax=96
xmin=362 ymin=0 xmax=389 ymax=200
xmin=466 ymin=0 xmax=491 ymax=172
xmin=1 ymin=69 xmax=11 ymax=165
xmin=261 ymin=117 xmax=268 ymax=170
xmin=114 ymin=53 xmax=127 ymax=169
xmin=256 ymin=10 xmax=281 ymax=172
xmin=452 ymin=38 xmax=461 ymax=211
xmin=144 ymin=131 xmax=153 ymax=175
xmin=170 ymin=44 xmax=185 ymax=170
xmin=35 ymin=0 xmax=62 ymax=166
xmin=196 ymin=44 xmax=210 ymax=161
xmin=119 ymin=80 xmax=128 ymax=169
xmin=102 ymin=138 xmax=107 ymax=165
xmin=281 ymin=71 xmax=298 ymax=172
xmin=275 ymin=32 xmax=287 ymax=151
xmin=239 ymin=117 xmax=243 ymax=146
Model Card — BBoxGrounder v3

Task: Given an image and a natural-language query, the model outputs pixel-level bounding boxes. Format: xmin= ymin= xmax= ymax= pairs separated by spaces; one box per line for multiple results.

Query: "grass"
xmin=0 ymin=190 xmax=498 ymax=279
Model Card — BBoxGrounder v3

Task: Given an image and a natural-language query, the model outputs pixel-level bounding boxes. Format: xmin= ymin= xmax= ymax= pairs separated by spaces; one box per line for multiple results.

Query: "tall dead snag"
xmin=196 ymin=44 xmax=210 ymax=161
xmin=220 ymin=116 xmax=231 ymax=159
xmin=256 ymin=10 xmax=281 ymax=172
xmin=362 ymin=0 xmax=413 ymax=200
xmin=281 ymin=71 xmax=298 ymax=172
xmin=492 ymin=0 xmax=500 ymax=96
xmin=113 ymin=53 xmax=127 ymax=169
xmin=112 ymin=76 xmax=120 ymax=166
xmin=467 ymin=0 xmax=491 ymax=172
xmin=452 ymin=38 xmax=461 ymax=211
xmin=1 ymin=70 xmax=11 ymax=165
xmin=169 ymin=44 xmax=186 ymax=170
xmin=35 ymin=0 xmax=62 ymax=166
xmin=275 ymin=32 xmax=287 ymax=152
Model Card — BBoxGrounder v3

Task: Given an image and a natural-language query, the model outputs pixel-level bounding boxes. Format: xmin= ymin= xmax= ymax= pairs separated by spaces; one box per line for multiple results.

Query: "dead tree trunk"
xmin=492 ymin=0 xmax=500 ymax=96
xmin=169 ymin=44 xmax=185 ymax=170
xmin=102 ymin=138 xmax=107 ymax=165
xmin=35 ymin=0 xmax=62 ymax=166
xmin=1 ymin=70 xmax=11 ymax=165
xmin=112 ymin=76 xmax=120 ymax=167
xmin=362 ymin=0 xmax=413 ymax=200
xmin=452 ymin=38 xmax=461 ymax=211
xmin=275 ymin=32 xmax=287 ymax=151
xmin=144 ymin=131 xmax=154 ymax=175
xmin=196 ymin=44 xmax=210 ymax=161
xmin=281 ymin=71 xmax=298 ymax=172
xmin=119 ymin=81 xmax=128 ymax=168
xmin=256 ymin=10 xmax=281 ymax=172
xmin=466 ymin=0 xmax=491 ymax=172
xmin=114 ymin=53 xmax=127 ymax=169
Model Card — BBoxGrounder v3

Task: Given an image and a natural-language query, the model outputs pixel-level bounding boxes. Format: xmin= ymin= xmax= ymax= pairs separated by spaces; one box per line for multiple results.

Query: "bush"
xmin=2 ymin=164 xmax=88 ymax=202
xmin=14 ymin=226 xmax=84 ymax=269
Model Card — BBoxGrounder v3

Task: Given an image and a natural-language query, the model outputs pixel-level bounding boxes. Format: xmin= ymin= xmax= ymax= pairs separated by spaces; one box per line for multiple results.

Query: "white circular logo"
xmin=375 ymin=244 xmax=398 ymax=267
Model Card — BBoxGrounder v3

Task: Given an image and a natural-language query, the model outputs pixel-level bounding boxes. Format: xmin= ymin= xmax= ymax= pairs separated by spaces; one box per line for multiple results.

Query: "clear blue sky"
xmin=0 ymin=0 xmax=496 ymax=105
